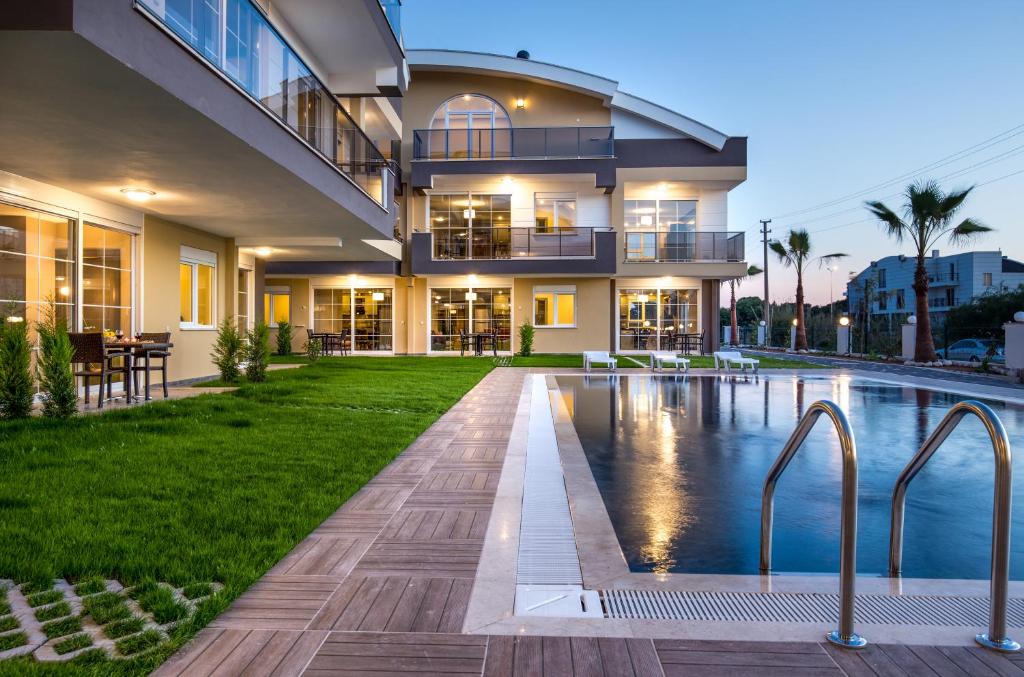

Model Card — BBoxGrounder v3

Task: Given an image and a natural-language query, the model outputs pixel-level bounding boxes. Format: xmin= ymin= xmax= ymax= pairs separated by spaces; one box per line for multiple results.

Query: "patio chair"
xmin=713 ymin=350 xmax=760 ymax=374
xmin=459 ymin=330 xmax=470 ymax=357
xmin=70 ymin=332 xmax=128 ymax=408
xmin=583 ymin=351 xmax=617 ymax=372
xmin=131 ymin=332 xmax=171 ymax=400
xmin=649 ymin=351 xmax=690 ymax=372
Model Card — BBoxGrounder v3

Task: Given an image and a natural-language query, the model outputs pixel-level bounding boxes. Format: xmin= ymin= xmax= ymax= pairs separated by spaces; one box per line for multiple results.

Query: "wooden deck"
xmin=155 ymin=368 xmax=1024 ymax=676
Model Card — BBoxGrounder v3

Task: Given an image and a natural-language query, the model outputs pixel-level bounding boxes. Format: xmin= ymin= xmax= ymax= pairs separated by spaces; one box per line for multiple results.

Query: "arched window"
xmin=428 ymin=94 xmax=511 ymax=159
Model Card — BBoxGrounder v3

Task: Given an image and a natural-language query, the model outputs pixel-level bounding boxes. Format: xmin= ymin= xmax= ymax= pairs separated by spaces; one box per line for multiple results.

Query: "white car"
xmin=939 ymin=339 xmax=1005 ymax=363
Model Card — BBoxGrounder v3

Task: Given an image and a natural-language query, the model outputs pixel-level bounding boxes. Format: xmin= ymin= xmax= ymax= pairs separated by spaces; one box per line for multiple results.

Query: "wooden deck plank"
xmin=875 ymin=644 xmax=939 ymax=677
xmin=541 ymin=636 xmax=574 ymax=676
xmin=964 ymin=646 xmax=1024 ymax=676
xmin=356 ymin=576 xmax=410 ymax=631
xmin=570 ymin=637 xmax=605 ymax=677
xmin=906 ymin=645 xmax=970 ymax=677
xmin=625 ymin=638 xmax=664 ymax=677
xmin=938 ymin=646 xmax=1004 ymax=676
xmin=820 ymin=642 xmax=879 ymax=677
xmin=409 ymin=578 xmax=456 ymax=633
xmin=483 ymin=635 xmax=516 ymax=677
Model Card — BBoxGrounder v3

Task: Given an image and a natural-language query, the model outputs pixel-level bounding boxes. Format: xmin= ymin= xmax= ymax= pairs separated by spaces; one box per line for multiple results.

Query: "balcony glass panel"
xmin=413 ymin=126 xmax=614 ymax=160
xmin=137 ymin=0 xmax=388 ymax=206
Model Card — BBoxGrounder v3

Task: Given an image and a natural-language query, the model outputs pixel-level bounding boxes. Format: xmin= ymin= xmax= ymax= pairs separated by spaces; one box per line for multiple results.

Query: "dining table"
xmin=104 ymin=339 xmax=174 ymax=401
xmin=465 ymin=332 xmax=496 ymax=356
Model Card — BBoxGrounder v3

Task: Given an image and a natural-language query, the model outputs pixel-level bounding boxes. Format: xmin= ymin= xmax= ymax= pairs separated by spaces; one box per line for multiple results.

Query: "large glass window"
xmin=624 ymin=199 xmax=698 ymax=262
xmin=313 ymin=288 xmax=350 ymax=334
xmin=82 ymin=224 xmax=134 ymax=335
xmin=429 ymin=193 xmax=511 ymax=259
xmin=428 ymin=94 xmax=511 ymax=159
xmin=429 ymin=287 xmax=511 ymax=352
xmin=534 ymin=196 xmax=576 ymax=233
xmin=618 ymin=288 xmax=698 ymax=351
xmin=312 ymin=287 xmax=392 ymax=352
xmin=0 ymin=203 xmax=75 ymax=331
xmin=180 ymin=246 xmax=216 ymax=329
xmin=533 ymin=286 xmax=576 ymax=328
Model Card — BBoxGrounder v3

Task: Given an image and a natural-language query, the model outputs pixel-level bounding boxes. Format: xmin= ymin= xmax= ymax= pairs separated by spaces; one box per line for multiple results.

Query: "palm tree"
xmin=769 ymin=229 xmax=847 ymax=351
xmin=728 ymin=265 xmax=762 ymax=345
xmin=865 ymin=180 xmax=990 ymax=362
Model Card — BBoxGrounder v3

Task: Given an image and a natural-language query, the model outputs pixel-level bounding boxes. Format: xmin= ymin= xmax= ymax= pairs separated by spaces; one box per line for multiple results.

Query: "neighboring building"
xmin=846 ymin=250 xmax=1024 ymax=319
xmin=2 ymin=2 xmax=750 ymax=378
xmin=268 ymin=49 xmax=749 ymax=355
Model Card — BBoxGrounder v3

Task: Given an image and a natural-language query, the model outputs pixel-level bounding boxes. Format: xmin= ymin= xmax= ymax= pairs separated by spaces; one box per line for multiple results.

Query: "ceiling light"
xmin=640 ymin=215 xmax=653 ymax=227
xmin=372 ymin=291 xmax=385 ymax=301
xmin=59 ymin=286 xmax=70 ymax=297
xmin=120 ymin=188 xmax=155 ymax=202
xmin=465 ymin=291 xmax=477 ymax=301
xmin=255 ymin=247 xmax=273 ymax=257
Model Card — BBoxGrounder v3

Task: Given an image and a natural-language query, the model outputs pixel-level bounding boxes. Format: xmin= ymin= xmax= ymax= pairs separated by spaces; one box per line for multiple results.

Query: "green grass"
xmin=82 ymin=593 xmax=131 ymax=625
xmin=134 ymin=587 xmax=185 ymax=624
xmin=508 ymin=353 xmax=823 ymax=369
xmin=0 ymin=632 xmax=27 ymax=652
xmin=0 ymin=357 xmax=492 ymax=674
xmin=19 ymin=580 xmax=54 ymax=596
xmin=0 ymin=589 xmax=8 ymax=617
xmin=34 ymin=602 xmax=71 ymax=623
xmin=74 ymin=578 xmax=107 ymax=596
xmin=103 ymin=617 xmax=144 ymax=640
xmin=0 ymin=616 xmax=18 ymax=632
xmin=26 ymin=590 xmax=63 ymax=608
xmin=42 ymin=616 xmax=81 ymax=640
xmin=181 ymin=583 xmax=213 ymax=600
xmin=115 ymin=630 xmax=162 ymax=657
xmin=53 ymin=634 xmax=92 ymax=656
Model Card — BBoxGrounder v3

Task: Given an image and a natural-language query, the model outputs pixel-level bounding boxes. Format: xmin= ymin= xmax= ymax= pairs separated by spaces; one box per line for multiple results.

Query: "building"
xmin=2 ymin=1 xmax=749 ymax=382
xmin=267 ymin=49 xmax=749 ymax=356
xmin=846 ymin=250 xmax=1024 ymax=319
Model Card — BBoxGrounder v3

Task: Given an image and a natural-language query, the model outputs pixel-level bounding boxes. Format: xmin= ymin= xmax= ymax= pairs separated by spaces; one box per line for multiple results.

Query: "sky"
xmin=401 ymin=0 xmax=1024 ymax=306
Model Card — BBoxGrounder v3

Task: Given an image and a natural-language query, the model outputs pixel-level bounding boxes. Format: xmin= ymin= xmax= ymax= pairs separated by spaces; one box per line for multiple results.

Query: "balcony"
xmin=136 ymin=0 xmax=391 ymax=207
xmin=410 ymin=228 xmax=617 ymax=275
xmin=624 ymin=231 xmax=745 ymax=263
xmin=413 ymin=126 xmax=614 ymax=161
xmin=927 ymin=271 xmax=960 ymax=285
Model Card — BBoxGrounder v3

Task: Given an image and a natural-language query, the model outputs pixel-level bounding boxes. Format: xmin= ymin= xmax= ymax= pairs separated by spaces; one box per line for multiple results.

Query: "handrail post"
xmin=888 ymin=400 xmax=1018 ymax=652
xmin=761 ymin=400 xmax=866 ymax=649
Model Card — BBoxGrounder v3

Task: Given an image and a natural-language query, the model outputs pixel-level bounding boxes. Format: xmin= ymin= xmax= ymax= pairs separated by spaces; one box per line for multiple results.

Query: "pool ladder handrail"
xmin=888 ymin=399 xmax=1019 ymax=653
xmin=760 ymin=399 xmax=866 ymax=649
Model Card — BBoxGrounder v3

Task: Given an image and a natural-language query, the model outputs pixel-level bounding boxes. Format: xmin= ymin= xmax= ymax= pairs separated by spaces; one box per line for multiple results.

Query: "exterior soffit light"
xmin=372 ymin=292 xmax=385 ymax=301
xmin=120 ymin=188 xmax=155 ymax=202
xmin=255 ymin=247 xmax=273 ymax=257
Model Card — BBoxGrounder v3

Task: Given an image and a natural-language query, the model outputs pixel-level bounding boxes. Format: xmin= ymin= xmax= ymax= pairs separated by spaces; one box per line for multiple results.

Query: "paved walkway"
xmin=155 ymin=368 xmax=1024 ymax=676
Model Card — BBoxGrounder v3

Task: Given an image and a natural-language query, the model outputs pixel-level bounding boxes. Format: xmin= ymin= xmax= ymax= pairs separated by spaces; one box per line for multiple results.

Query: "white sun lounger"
xmin=583 ymin=351 xmax=617 ymax=372
xmin=649 ymin=352 xmax=690 ymax=372
xmin=714 ymin=350 xmax=760 ymax=373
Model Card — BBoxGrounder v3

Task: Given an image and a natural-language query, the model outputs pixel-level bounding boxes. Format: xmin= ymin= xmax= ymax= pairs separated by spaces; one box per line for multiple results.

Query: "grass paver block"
xmin=27 ymin=590 xmax=63 ymax=608
xmin=0 ymin=615 xmax=19 ymax=632
xmin=136 ymin=587 xmax=187 ymax=624
xmin=42 ymin=616 xmax=81 ymax=640
xmin=115 ymin=629 xmax=162 ymax=656
xmin=34 ymin=602 xmax=72 ymax=622
xmin=103 ymin=617 xmax=144 ymax=640
xmin=83 ymin=592 xmax=130 ymax=625
xmin=0 ymin=632 xmax=28 ymax=652
xmin=181 ymin=582 xmax=213 ymax=600
xmin=53 ymin=633 xmax=92 ymax=655
xmin=19 ymin=580 xmax=53 ymax=596
xmin=74 ymin=578 xmax=106 ymax=596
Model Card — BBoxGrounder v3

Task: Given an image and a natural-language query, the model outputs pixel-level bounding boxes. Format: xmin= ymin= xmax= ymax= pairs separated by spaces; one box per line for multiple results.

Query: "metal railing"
xmin=888 ymin=400 xmax=1018 ymax=652
xmin=624 ymin=231 xmax=745 ymax=263
xmin=412 ymin=126 xmax=614 ymax=160
xmin=430 ymin=226 xmax=601 ymax=260
xmin=927 ymin=271 xmax=960 ymax=284
xmin=760 ymin=400 xmax=867 ymax=649
xmin=135 ymin=0 xmax=390 ymax=207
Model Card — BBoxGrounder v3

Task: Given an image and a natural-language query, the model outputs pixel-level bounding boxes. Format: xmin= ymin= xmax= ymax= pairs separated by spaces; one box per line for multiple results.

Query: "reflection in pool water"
xmin=556 ymin=374 xmax=1024 ymax=579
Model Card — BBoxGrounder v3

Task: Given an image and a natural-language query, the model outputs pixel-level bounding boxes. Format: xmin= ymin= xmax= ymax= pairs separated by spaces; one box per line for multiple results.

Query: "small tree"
xmin=518 ymin=321 xmax=534 ymax=357
xmin=36 ymin=299 xmax=76 ymax=418
xmin=769 ymin=229 xmax=847 ymax=351
xmin=211 ymin=316 xmax=243 ymax=383
xmin=728 ymin=266 xmax=763 ymax=345
xmin=245 ymin=323 xmax=270 ymax=383
xmin=275 ymin=320 xmax=292 ymax=356
xmin=304 ymin=337 xmax=323 ymax=362
xmin=0 ymin=315 xmax=35 ymax=419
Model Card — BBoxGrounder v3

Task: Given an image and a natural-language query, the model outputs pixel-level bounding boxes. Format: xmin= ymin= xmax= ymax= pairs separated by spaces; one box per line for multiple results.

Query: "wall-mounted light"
xmin=120 ymin=188 xmax=155 ymax=202
xmin=515 ymin=98 xmax=526 ymax=110
xmin=372 ymin=291 xmax=385 ymax=301
xmin=839 ymin=316 xmax=851 ymax=327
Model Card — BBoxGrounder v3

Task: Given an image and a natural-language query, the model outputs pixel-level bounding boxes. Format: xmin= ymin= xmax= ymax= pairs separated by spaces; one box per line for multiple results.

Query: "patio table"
xmin=466 ymin=332 xmax=497 ymax=356
xmin=105 ymin=340 xmax=174 ymax=401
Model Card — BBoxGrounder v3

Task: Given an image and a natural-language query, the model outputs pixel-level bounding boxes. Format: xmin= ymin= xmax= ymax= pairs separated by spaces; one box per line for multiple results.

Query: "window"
xmin=82 ymin=224 xmax=134 ymax=336
xmin=534 ymin=195 xmax=576 ymax=233
xmin=984 ymin=272 xmax=993 ymax=287
xmin=312 ymin=286 xmax=394 ymax=352
xmin=878 ymin=293 xmax=888 ymax=311
xmin=533 ymin=286 xmax=576 ymax=327
xmin=429 ymin=287 xmax=511 ymax=352
xmin=618 ymin=288 xmax=697 ymax=351
xmin=624 ymin=199 xmax=697 ymax=261
xmin=180 ymin=246 xmax=216 ymax=329
xmin=896 ymin=289 xmax=905 ymax=310
xmin=877 ymin=269 xmax=887 ymax=288
xmin=429 ymin=193 xmax=512 ymax=259
xmin=428 ymin=94 xmax=511 ymax=159
xmin=263 ymin=287 xmax=290 ymax=327
xmin=237 ymin=268 xmax=251 ymax=331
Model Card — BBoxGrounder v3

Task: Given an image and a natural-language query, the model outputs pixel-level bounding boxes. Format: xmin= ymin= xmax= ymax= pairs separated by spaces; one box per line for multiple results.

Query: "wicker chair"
xmin=70 ymin=332 xmax=128 ymax=408
xmin=131 ymin=332 xmax=171 ymax=400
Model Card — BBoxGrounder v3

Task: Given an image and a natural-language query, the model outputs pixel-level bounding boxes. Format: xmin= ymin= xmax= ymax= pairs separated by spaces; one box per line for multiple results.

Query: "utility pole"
xmin=760 ymin=219 xmax=772 ymax=345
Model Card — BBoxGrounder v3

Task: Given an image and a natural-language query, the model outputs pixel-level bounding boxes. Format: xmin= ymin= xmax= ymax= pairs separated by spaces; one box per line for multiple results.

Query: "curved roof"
xmin=407 ymin=49 xmax=729 ymax=150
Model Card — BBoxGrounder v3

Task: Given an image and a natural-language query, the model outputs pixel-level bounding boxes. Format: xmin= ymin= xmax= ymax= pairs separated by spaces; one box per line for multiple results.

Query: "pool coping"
xmin=464 ymin=368 xmax=1024 ymax=645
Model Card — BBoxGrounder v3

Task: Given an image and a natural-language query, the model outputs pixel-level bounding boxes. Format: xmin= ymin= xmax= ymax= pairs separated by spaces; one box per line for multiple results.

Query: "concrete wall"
xmin=512 ymin=277 xmax=613 ymax=354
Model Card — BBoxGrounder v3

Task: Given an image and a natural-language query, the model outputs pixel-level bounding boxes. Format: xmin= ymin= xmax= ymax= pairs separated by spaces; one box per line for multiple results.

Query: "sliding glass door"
xmin=312 ymin=286 xmax=393 ymax=352
xmin=618 ymin=288 xmax=698 ymax=351
xmin=429 ymin=287 xmax=511 ymax=352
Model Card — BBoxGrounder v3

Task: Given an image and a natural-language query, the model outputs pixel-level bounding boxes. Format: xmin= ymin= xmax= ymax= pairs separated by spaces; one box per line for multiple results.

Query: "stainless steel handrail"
xmin=760 ymin=400 xmax=866 ymax=648
xmin=888 ymin=400 xmax=1019 ymax=652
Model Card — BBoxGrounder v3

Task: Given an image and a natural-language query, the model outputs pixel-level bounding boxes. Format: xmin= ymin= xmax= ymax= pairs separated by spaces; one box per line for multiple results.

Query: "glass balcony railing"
xmin=413 ymin=127 xmax=615 ymax=160
xmin=431 ymin=227 xmax=602 ymax=260
xmin=379 ymin=0 xmax=401 ymax=42
xmin=136 ymin=0 xmax=390 ymax=207
xmin=624 ymin=231 xmax=745 ymax=263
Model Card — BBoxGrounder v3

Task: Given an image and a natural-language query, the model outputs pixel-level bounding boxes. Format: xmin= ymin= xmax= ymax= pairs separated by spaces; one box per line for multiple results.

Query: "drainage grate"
xmin=601 ymin=589 xmax=1024 ymax=627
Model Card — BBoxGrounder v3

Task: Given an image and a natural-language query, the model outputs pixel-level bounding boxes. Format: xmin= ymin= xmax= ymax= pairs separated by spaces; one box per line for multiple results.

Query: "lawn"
xmin=0 ymin=357 xmax=493 ymax=675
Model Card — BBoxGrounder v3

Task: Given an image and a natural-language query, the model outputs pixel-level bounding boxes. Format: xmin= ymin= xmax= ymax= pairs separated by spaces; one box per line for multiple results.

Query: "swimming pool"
xmin=556 ymin=374 xmax=1024 ymax=580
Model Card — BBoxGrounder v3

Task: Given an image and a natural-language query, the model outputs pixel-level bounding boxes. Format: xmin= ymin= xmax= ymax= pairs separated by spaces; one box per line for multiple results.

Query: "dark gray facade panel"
xmin=265 ymin=260 xmax=400 ymax=276
xmin=410 ymin=158 xmax=616 ymax=193
xmin=0 ymin=0 xmax=73 ymax=29
xmin=616 ymin=137 xmax=747 ymax=168
xmin=409 ymin=231 xmax=616 ymax=275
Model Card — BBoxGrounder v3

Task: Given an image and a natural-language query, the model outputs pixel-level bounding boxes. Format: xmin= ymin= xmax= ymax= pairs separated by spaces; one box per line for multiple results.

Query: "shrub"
xmin=517 ymin=321 xmax=534 ymax=357
xmin=244 ymin=323 xmax=270 ymax=383
xmin=36 ymin=299 xmax=77 ymax=419
xmin=211 ymin=317 xmax=243 ymax=384
xmin=0 ymin=315 xmax=34 ymax=419
xmin=275 ymin=320 xmax=292 ymax=356
xmin=304 ymin=337 xmax=322 ymax=362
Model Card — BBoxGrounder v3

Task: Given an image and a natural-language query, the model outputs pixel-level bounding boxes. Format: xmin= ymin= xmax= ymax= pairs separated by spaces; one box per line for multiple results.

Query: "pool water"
xmin=556 ymin=374 xmax=1024 ymax=580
